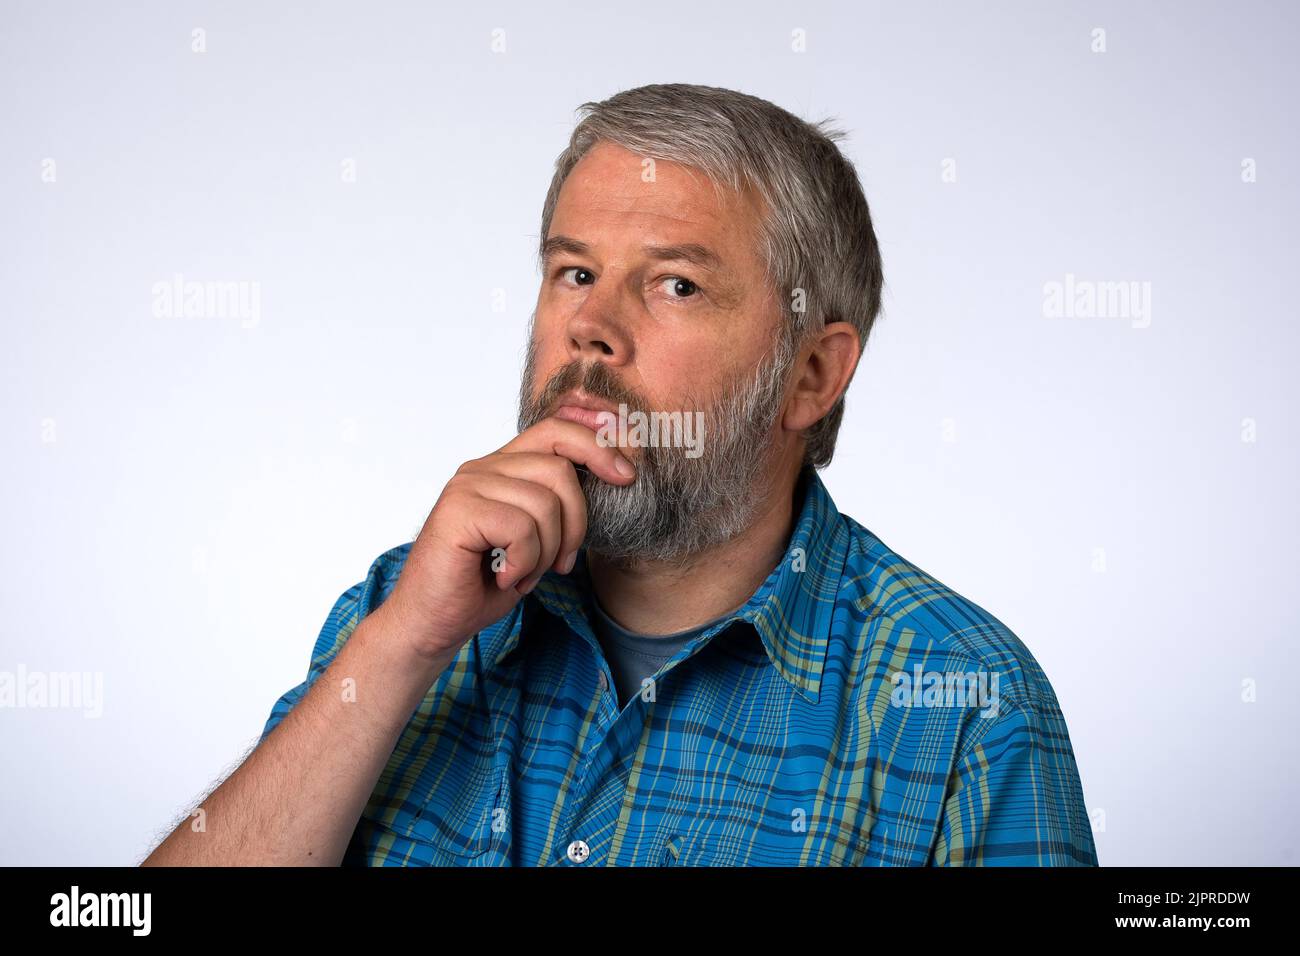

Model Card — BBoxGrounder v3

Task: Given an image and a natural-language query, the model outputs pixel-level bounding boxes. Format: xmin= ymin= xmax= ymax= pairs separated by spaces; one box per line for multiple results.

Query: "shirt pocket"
xmin=660 ymin=830 xmax=756 ymax=866
xmin=356 ymin=764 xmax=512 ymax=866
xmin=656 ymin=799 xmax=869 ymax=867
xmin=659 ymin=833 xmax=683 ymax=866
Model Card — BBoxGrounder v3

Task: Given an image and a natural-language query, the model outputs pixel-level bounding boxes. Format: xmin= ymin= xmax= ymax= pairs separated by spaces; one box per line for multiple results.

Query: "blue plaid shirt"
xmin=260 ymin=465 xmax=1098 ymax=866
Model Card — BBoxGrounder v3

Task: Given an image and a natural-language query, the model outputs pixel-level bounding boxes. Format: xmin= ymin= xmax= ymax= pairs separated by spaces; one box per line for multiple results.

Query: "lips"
xmin=553 ymin=405 xmax=617 ymax=433
xmin=550 ymin=391 xmax=619 ymax=434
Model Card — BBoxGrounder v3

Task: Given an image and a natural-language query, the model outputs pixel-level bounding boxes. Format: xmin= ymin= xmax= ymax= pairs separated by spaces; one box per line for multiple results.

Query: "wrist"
xmin=365 ymin=595 xmax=461 ymax=677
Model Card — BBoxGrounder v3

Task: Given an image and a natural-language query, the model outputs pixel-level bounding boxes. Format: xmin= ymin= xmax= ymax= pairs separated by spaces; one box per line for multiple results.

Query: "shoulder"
xmin=835 ymin=512 xmax=1061 ymax=713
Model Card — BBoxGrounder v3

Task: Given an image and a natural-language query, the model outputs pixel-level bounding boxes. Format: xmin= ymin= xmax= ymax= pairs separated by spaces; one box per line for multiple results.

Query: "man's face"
xmin=517 ymin=141 xmax=795 ymax=567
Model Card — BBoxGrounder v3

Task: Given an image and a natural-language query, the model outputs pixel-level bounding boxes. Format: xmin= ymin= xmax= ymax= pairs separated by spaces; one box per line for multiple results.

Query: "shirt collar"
xmin=481 ymin=464 xmax=849 ymax=706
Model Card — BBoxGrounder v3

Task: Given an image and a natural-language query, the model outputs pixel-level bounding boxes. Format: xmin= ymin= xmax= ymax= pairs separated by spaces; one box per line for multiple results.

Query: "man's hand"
xmin=380 ymin=418 xmax=637 ymax=663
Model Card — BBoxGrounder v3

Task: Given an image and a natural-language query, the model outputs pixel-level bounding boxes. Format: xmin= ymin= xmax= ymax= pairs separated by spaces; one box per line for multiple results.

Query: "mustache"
xmin=532 ymin=360 xmax=647 ymax=419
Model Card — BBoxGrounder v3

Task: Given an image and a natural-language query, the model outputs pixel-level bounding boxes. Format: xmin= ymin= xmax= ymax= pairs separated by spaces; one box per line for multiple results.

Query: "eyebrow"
xmin=540 ymin=235 xmax=726 ymax=272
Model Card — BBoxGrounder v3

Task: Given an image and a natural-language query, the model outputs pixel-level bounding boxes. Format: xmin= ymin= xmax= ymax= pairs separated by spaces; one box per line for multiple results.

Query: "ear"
xmin=781 ymin=321 xmax=861 ymax=434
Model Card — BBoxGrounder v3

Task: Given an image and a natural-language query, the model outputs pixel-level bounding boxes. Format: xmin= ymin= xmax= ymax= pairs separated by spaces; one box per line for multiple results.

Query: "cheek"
xmin=527 ymin=321 xmax=569 ymax=371
xmin=521 ymin=336 xmax=569 ymax=403
xmin=531 ymin=286 xmax=574 ymax=333
xmin=633 ymin=342 xmax=723 ymax=408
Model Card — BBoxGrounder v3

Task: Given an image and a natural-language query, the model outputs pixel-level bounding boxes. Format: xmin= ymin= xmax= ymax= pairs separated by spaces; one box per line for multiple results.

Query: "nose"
xmin=564 ymin=277 xmax=634 ymax=369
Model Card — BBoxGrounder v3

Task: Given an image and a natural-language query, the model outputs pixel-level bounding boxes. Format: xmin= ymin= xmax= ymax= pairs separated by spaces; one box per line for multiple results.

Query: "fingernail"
xmin=561 ymin=550 xmax=577 ymax=574
xmin=614 ymin=455 xmax=635 ymax=478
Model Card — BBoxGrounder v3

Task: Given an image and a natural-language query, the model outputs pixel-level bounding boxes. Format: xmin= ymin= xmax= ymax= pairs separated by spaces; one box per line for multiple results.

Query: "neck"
xmin=586 ymin=457 xmax=804 ymax=635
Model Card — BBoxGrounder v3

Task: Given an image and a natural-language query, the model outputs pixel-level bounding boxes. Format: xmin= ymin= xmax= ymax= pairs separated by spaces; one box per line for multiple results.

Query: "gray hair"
xmin=537 ymin=83 xmax=885 ymax=469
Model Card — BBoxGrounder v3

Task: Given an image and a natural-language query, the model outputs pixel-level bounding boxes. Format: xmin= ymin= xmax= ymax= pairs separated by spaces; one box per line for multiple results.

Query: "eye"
xmin=559 ymin=266 xmax=596 ymax=286
xmin=659 ymin=276 xmax=700 ymax=299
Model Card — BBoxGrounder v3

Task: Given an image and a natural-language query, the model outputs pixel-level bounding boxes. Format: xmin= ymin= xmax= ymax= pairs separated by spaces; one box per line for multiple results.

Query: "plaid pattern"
xmin=260 ymin=466 xmax=1098 ymax=866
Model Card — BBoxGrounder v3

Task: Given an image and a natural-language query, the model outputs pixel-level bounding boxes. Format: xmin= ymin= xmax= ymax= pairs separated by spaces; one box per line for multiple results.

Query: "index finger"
xmin=498 ymin=416 xmax=637 ymax=486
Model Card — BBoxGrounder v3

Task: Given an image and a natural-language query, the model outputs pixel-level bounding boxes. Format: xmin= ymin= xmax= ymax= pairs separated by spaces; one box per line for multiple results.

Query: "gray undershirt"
xmin=589 ymin=596 xmax=729 ymax=708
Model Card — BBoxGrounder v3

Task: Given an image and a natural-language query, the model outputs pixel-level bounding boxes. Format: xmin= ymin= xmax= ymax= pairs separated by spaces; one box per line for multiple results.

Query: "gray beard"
xmin=516 ymin=334 xmax=796 ymax=570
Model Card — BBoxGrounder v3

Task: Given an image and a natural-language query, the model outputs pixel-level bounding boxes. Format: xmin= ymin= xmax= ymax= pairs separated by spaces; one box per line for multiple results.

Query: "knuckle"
xmin=509 ymin=506 xmax=537 ymax=540
xmin=545 ymin=454 xmax=575 ymax=476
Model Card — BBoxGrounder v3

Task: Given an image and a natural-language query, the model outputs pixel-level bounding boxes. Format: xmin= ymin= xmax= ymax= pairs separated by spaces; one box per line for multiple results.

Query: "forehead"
xmin=549 ymin=141 xmax=764 ymax=264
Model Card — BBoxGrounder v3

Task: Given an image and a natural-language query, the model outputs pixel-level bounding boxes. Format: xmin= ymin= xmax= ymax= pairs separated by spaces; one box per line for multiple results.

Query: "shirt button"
xmin=597 ymin=672 xmax=608 ymax=691
xmin=566 ymin=840 xmax=591 ymax=864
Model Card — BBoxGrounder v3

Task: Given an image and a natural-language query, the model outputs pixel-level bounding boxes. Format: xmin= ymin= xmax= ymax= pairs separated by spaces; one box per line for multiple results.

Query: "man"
xmin=143 ymin=83 xmax=1098 ymax=867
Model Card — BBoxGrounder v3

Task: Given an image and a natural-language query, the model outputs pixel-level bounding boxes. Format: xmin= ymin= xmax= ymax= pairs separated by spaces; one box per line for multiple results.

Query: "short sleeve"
xmin=931 ymin=698 xmax=1098 ymax=866
xmin=257 ymin=544 xmax=412 ymax=745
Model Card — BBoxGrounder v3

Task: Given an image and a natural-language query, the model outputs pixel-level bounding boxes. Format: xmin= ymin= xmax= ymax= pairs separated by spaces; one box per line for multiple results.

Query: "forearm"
xmin=142 ymin=606 xmax=455 ymax=866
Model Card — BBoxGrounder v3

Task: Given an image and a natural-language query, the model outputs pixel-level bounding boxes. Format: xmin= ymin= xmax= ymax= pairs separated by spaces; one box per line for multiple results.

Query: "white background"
xmin=1 ymin=0 xmax=1296 ymax=865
